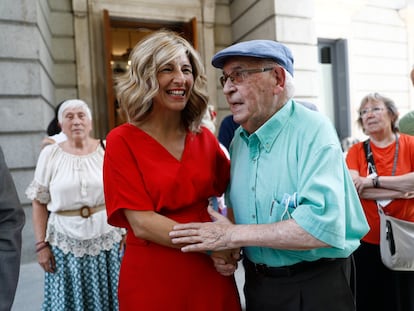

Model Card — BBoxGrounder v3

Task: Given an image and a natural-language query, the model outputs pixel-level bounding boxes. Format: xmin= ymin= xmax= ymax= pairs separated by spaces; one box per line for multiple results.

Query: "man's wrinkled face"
xmin=221 ymin=57 xmax=284 ymax=133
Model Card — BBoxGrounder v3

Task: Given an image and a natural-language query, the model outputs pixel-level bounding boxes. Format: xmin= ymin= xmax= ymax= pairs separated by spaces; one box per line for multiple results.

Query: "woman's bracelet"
xmin=35 ymin=242 xmax=50 ymax=253
xmin=372 ymin=175 xmax=380 ymax=188
xmin=35 ymin=240 xmax=46 ymax=246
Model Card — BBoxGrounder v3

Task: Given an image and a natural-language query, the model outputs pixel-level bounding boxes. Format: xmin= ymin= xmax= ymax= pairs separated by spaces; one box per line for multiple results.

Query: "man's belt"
xmin=55 ymin=204 xmax=106 ymax=218
xmin=244 ymin=256 xmax=340 ymax=278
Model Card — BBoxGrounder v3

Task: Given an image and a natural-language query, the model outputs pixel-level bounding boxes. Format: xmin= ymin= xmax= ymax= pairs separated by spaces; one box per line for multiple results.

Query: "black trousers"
xmin=353 ymin=241 xmax=414 ymax=311
xmin=243 ymin=256 xmax=355 ymax=311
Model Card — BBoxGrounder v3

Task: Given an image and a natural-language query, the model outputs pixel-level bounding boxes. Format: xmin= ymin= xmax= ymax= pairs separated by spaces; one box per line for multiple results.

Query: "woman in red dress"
xmin=103 ymin=30 xmax=241 ymax=311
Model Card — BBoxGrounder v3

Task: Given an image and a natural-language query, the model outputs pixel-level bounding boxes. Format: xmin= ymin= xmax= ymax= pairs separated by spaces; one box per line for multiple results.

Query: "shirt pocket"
xmin=269 ymin=192 xmax=298 ymax=223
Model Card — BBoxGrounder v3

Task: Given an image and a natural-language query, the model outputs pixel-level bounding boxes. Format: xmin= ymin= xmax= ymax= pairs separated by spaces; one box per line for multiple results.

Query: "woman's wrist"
xmin=372 ymin=175 xmax=380 ymax=188
xmin=35 ymin=241 xmax=50 ymax=253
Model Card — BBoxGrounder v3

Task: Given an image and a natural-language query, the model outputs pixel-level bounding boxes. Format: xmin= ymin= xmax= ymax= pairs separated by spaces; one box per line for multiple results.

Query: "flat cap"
xmin=212 ymin=40 xmax=294 ymax=76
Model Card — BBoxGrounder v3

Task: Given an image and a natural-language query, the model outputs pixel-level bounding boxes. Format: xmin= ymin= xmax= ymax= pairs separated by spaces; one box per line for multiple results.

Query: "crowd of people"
xmin=4 ymin=29 xmax=413 ymax=311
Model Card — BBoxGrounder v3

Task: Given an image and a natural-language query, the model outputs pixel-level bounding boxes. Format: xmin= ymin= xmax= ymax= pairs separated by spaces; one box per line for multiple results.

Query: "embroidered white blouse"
xmin=26 ymin=143 xmax=124 ymax=257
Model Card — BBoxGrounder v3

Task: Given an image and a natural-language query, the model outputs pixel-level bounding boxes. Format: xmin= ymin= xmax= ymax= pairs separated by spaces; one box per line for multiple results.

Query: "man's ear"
xmin=272 ymin=66 xmax=286 ymax=94
xmin=274 ymin=66 xmax=286 ymax=87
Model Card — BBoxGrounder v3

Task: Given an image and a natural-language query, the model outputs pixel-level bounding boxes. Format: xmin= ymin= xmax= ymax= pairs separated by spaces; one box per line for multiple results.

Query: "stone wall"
xmin=0 ymin=0 xmax=76 ymax=263
xmin=213 ymin=0 xmax=319 ymax=123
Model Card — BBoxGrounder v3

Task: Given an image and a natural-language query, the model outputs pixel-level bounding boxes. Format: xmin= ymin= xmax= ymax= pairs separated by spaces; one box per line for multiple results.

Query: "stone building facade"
xmin=0 ymin=0 xmax=413 ymax=262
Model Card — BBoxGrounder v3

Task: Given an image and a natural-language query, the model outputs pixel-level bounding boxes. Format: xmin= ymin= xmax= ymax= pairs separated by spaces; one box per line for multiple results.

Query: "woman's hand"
xmin=118 ymin=233 xmax=127 ymax=258
xmin=403 ymin=191 xmax=414 ymax=199
xmin=210 ymin=249 xmax=241 ymax=276
xmin=37 ymin=246 xmax=56 ymax=273
xmin=352 ymin=175 xmax=372 ymax=194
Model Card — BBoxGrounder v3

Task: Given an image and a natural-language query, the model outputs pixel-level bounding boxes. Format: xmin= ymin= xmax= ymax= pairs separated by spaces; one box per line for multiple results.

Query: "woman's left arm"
xmin=359 ymin=187 xmax=406 ymax=200
xmin=350 ymin=169 xmax=414 ymax=198
xmin=376 ymin=172 xmax=414 ymax=193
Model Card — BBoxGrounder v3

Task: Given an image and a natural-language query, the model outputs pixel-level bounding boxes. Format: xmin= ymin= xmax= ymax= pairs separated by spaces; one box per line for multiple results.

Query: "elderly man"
xmin=170 ymin=40 xmax=369 ymax=311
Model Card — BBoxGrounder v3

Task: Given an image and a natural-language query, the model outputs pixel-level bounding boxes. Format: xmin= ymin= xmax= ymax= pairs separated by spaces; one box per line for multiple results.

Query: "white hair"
xmin=262 ymin=61 xmax=295 ymax=103
xmin=57 ymin=99 xmax=92 ymax=123
xmin=282 ymin=67 xmax=295 ymax=100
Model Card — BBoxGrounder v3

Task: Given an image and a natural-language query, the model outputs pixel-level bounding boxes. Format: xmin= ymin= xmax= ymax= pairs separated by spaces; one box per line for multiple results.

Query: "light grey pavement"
xmin=12 ymin=261 xmax=246 ymax=311
xmin=12 ymin=262 xmax=44 ymax=311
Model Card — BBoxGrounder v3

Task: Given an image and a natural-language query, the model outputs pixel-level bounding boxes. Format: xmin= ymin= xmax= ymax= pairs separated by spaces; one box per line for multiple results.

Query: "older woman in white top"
xmin=26 ymin=99 xmax=124 ymax=311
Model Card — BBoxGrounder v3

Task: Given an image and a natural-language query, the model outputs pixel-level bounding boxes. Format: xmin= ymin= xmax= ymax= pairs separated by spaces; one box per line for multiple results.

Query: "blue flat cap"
xmin=212 ymin=40 xmax=294 ymax=76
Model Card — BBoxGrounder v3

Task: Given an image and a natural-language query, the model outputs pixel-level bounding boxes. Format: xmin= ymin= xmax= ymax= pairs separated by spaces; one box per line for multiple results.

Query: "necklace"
xmin=366 ymin=133 xmax=399 ymax=176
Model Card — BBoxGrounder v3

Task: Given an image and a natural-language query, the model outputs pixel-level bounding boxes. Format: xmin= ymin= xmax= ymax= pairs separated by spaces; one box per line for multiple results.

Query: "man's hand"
xmin=169 ymin=206 xmax=234 ymax=252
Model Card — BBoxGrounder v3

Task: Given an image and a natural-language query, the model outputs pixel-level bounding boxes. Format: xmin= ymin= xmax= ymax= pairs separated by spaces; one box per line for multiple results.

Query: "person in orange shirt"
xmin=346 ymin=92 xmax=414 ymax=311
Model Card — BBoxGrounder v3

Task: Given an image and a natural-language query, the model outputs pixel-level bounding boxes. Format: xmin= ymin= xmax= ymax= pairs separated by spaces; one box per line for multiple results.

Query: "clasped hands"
xmin=170 ymin=206 xmax=241 ymax=276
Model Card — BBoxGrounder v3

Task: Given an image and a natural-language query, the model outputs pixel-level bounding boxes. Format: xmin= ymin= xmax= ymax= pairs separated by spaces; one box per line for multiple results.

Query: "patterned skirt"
xmin=41 ymin=244 xmax=121 ymax=311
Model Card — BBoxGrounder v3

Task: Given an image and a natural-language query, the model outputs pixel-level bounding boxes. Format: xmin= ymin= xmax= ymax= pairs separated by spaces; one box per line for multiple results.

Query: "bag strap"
xmin=363 ymin=139 xmax=377 ymax=175
xmin=363 ymin=135 xmax=399 ymax=177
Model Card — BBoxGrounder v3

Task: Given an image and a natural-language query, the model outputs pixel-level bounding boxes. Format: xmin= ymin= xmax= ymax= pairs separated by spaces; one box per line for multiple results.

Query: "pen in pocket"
xmin=270 ymin=200 xmax=275 ymax=216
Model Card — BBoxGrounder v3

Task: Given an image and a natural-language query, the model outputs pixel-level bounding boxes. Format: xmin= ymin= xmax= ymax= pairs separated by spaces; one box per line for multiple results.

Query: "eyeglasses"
xmin=359 ymin=107 xmax=385 ymax=118
xmin=219 ymin=67 xmax=274 ymax=87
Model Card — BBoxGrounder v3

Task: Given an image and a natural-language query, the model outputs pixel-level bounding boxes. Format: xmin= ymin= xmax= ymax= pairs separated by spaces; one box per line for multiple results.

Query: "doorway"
xmin=317 ymin=38 xmax=351 ymax=140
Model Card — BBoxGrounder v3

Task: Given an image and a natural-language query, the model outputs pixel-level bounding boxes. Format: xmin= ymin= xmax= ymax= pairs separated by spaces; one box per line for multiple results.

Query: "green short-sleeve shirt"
xmin=228 ymin=100 xmax=369 ymax=267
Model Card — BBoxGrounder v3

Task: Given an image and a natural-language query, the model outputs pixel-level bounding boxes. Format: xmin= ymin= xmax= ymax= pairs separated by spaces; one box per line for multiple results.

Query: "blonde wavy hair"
xmin=115 ymin=30 xmax=208 ymax=133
